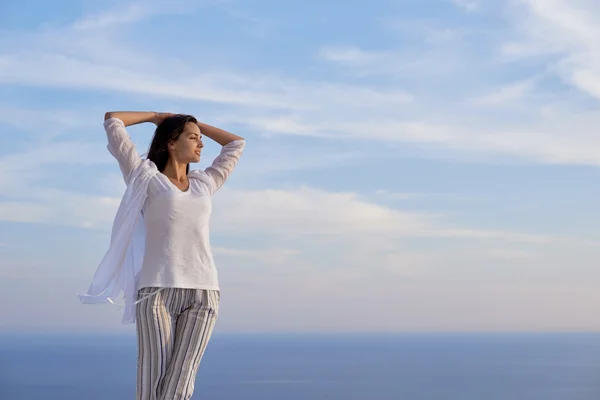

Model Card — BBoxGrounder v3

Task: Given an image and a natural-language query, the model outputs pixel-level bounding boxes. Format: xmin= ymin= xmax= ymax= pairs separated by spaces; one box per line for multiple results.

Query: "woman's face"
xmin=170 ymin=122 xmax=203 ymax=163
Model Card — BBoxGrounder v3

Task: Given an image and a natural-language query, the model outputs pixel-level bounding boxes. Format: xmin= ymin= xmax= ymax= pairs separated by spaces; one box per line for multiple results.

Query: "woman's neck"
xmin=162 ymin=161 xmax=188 ymax=182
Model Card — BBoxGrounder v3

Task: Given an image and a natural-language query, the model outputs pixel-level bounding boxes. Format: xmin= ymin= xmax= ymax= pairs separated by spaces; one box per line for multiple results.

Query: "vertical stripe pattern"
xmin=136 ymin=287 xmax=219 ymax=400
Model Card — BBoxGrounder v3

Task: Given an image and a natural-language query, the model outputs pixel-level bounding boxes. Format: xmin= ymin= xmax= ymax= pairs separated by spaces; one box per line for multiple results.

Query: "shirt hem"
xmin=137 ymin=283 xmax=220 ymax=291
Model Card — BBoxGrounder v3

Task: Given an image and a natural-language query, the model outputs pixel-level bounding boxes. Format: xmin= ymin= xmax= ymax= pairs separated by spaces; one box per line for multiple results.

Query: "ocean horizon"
xmin=1 ymin=331 xmax=599 ymax=399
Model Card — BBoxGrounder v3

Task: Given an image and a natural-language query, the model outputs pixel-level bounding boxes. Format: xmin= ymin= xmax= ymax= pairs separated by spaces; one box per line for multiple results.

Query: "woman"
xmin=80 ymin=111 xmax=245 ymax=400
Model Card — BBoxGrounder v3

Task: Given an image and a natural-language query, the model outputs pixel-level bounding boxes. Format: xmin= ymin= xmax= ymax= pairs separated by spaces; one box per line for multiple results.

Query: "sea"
xmin=1 ymin=332 xmax=600 ymax=399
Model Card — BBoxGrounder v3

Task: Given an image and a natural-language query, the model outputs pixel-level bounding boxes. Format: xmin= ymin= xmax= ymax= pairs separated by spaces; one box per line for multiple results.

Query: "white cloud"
xmin=374 ymin=190 xmax=417 ymax=200
xmin=213 ymin=186 xmax=436 ymax=236
xmin=215 ymin=246 xmax=600 ymax=332
xmin=318 ymin=45 xmax=463 ymax=78
xmin=71 ymin=0 xmax=225 ymax=30
xmin=0 ymin=191 xmax=120 ymax=229
xmin=504 ymin=0 xmax=600 ymax=100
xmin=470 ymin=79 xmax=536 ymax=106
xmin=0 ymin=140 xmax=120 ymax=229
xmin=211 ymin=186 xmax=564 ymax=246
xmin=0 ymin=160 xmax=565 ymax=248
xmin=213 ymin=246 xmax=300 ymax=266
xmin=0 ymin=103 xmax=96 ymax=137
xmin=450 ymin=0 xmax=480 ymax=12
xmin=239 ymin=114 xmax=600 ymax=166
xmin=0 ymin=53 xmax=284 ymax=108
xmin=318 ymin=46 xmax=382 ymax=66
xmin=4 ymin=4 xmax=600 ymax=168
xmin=71 ymin=3 xmax=161 ymax=30
xmin=374 ymin=190 xmax=470 ymax=202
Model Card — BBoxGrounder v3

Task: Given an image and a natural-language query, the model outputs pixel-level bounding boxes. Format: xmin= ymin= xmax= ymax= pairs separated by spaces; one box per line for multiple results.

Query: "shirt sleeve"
xmin=104 ymin=117 xmax=143 ymax=184
xmin=204 ymin=139 xmax=246 ymax=194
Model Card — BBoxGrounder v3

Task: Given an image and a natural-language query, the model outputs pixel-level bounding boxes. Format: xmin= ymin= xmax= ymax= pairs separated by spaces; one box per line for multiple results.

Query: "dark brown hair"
xmin=147 ymin=114 xmax=197 ymax=173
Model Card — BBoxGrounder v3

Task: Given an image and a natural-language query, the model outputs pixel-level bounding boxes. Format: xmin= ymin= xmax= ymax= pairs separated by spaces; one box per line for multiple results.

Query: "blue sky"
xmin=2 ymin=0 xmax=600 ymax=333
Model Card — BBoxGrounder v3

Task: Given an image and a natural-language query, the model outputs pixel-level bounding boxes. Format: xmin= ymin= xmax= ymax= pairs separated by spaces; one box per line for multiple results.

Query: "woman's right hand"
xmin=153 ymin=112 xmax=176 ymax=125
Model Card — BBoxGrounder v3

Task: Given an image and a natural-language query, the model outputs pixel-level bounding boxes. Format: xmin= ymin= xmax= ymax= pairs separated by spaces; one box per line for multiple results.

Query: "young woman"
xmin=80 ymin=111 xmax=245 ymax=399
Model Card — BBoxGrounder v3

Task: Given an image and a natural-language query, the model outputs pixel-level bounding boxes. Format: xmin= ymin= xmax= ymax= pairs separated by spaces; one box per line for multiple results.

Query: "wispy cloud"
xmin=317 ymin=44 xmax=463 ymax=78
xmin=3 ymin=3 xmax=600 ymax=168
xmin=71 ymin=3 xmax=163 ymax=30
xmin=212 ymin=186 xmax=564 ymax=246
xmin=71 ymin=0 xmax=225 ymax=30
xmin=450 ymin=0 xmax=480 ymax=12
xmin=470 ymin=79 xmax=536 ymax=106
xmin=0 ymin=159 xmax=568 ymax=248
xmin=0 ymin=138 xmax=117 ymax=228
xmin=504 ymin=0 xmax=600 ymax=102
xmin=213 ymin=246 xmax=300 ymax=266
xmin=0 ymin=103 xmax=96 ymax=137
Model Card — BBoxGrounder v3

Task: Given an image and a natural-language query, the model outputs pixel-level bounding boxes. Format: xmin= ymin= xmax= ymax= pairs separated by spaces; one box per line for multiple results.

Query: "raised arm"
xmin=103 ymin=111 xmax=168 ymax=184
xmin=104 ymin=111 xmax=170 ymax=126
xmin=197 ymin=121 xmax=245 ymax=193
xmin=197 ymin=121 xmax=244 ymax=146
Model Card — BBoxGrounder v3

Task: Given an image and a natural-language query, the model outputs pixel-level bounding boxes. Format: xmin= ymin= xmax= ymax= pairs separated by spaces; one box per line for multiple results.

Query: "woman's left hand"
xmin=153 ymin=112 xmax=176 ymax=125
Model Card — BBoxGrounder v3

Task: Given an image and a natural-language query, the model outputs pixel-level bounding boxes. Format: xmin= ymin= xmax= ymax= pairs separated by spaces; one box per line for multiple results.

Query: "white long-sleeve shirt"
xmin=79 ymin=118 xmax=245 ymax=323
xmin=138 ymin=175 xmax=219 ymax=291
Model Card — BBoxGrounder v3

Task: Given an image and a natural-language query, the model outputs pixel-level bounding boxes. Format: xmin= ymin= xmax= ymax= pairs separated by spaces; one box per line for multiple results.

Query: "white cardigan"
xmin=79 ymin=157 xmax=157 ymax=323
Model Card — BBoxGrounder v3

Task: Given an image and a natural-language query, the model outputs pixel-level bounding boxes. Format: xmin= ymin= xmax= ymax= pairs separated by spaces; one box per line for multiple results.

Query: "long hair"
xmin=147 ymin=114 xmax=197 ymax=173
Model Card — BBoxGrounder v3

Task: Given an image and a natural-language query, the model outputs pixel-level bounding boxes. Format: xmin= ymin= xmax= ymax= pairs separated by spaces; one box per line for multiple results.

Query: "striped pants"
xmin=135 ymin=287 xmax=219 ymax=400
